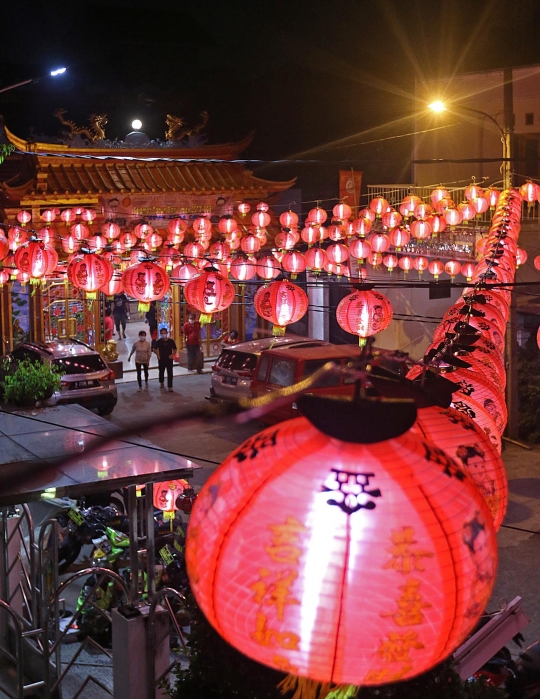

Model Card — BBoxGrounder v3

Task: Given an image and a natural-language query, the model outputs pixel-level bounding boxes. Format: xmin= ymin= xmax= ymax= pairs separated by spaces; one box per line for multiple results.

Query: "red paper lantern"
xmin=519 ymin=181 xmax=540 ymax=203
xmin=383 ymin=254 xmax=398 ymax=272
xmin=81 ymin=208 xmax=96 ymax=223
xmin=460 ymin=262 xmax=476 ymax=281
xmin=187 ymin=417 xmax=497 ymax=685
xmin=351 ymin=217 xmax=372 ymax=237
xmin=381 ymin=210 xmax=402 ymax=229
xmin=326 ymin=243 xmax=349 ymax=264
xmin=327 ymin=223 xmax=346 ymax=242
xmin=280 ymin=210 xmax=299 ymax=228
xmin=0 ymin=268 xmax=10 ymax=286
xmin=471 ymin=196 xmax=489 ymax=216
xmin=399 ymin=195 xmax=422 ymax=217
xmin=428 ymin=259 xmax=444 ymax=280
xmin=100 ymin=273 xmax=124 ymax=298
xmin=16 ymin=210 xmax=31 ymax=226
xmin=413 ymin=256 xmax=429 ymax=275
xmin=171 ymin=263 xmax=199 ymax=287
xmin=430 ymin=214 xmax=447 ymax=234
xmin=41 ymin=209 xmax=56 ymax=224
xmin=516 ymin=247 xmax=528 ymax=268
xmin=120 ymin=232 xmax=138 ymax=250
xmin=430 ymin=186 xmax=450 ymax=205
xmin=398 ymin=255 xmax=413 ymax=273
xmin=458 ymin=201 xmax=476 ymax=223
xmin=274 ymin=231 xmax=297 ymax=251
xmin=325 ymin=261 xmax=350 ymax=278
xmin=256 ymin=255 xmax=281 ymax=280
xmin=14 ymin=242 xmax=57 ymax=282
xmin=444 ymin=369 xmax=507 ymax=433
xmin=368 ymin=251 xmax=383 ymax=267
xmin=67 ymin=253 xmax=113 ymax=298
xmin=281 ymin=251 xmax=306 ymax=278
xmin=157 ymin=246 xmax=181 ymax=271
xmin=368 ymin=196 xmax=389 ymax=216
xmin=230 ymin=257 xmax=257 ymax=282
xmin=134 ymin=222 xmax=154 ymax=239
xmin=369 ymin=232 xmax=390 ymax=253
xmin=254 ymin=280 xmax=308 ymax=334
xmin=301 ymin=225 xmax=325 ymax=245
xmin=71 ymin=223 xmax=91 ymax=241
xmin=238 ymin=202 xmax=251 ymax=215
xmin=450 ymin=395 xmax=502 ymax=454
xmin=87 ymin=235 xmax=107 ymax=253
xmin=252 ymin=211 xmax=271 ymax=228
xmin=168 ymin=218 xmax=188 ymax=236
xmin=411 ymin=406 xmax=507 ymax=530
xmin=464 ymin=183 xmax=484 ymax=201
xmin=61 ymin=209 xmax=77 ymax=225
xmin=123 ymin=260 xmax=171 ymax=311
xmin=486 ymin=188 xmax=500 ymax=209
xmin=305 ymin=247 xmax=328 ymax=274
xmin=153 ymin=480 xmax=188 ymax=520
xmin=413 ymin=202 xmax=433 ymax=219
xmin=444 ymin=208 xmax=463 ymax=227
xmin=332 ymin=202 xmax=352 ymax=221
xmin=184 ymin=269 xmax=235 ymax=322
xmin=102 ymin=222 xmax=121 ymax=240
xmin=307 ymin=206 xmax=328 ymax=225
xmin=388 ymin=226 xmax=410 ymax=249
xmin=410 ymin=219 xmax=432 ymax=240
xmin=336 ymin=289 xmax=393 ymax=345
xmin=348 ymin=238 xmax=372 ymax=261
xmin=444 ymin=260 xmax=461 ymax=280
xmin=184 ymin=241 xmax=206 ymax=261
xmin=238 ymin=235 xmax=259 ymax=255
xmin=8 ymin=227 xmax=27 ymax=251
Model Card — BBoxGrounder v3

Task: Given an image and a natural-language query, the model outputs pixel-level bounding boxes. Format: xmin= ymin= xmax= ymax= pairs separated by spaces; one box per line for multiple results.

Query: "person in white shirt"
xmin=128 ymin=330 xmax=152 ymax=391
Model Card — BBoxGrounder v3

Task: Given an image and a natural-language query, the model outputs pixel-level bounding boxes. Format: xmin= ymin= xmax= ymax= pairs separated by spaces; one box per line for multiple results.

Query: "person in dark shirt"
xmin=112 ymin=292 xmax=129 ymax=339
xmin=154 ymin=327 xmax=177 ymax=391
xmin=183 ymin=313 xmax=203 ymax=374
xmin=146 ymin=301 xmax=158 ymax=350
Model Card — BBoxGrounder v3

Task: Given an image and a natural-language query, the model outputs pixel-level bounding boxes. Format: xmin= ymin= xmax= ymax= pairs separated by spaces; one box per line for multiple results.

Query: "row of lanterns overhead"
xmin=0 ymin=182 xmax=534 ymax=337
xmin=182 ymin=188 xmax=522 ymax=696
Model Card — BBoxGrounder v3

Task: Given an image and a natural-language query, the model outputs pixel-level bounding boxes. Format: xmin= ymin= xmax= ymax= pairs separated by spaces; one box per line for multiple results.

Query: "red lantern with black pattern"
xmin=254 ymin=279 xmax=308 ymax=335
xmin=123 ymin=260 xmax=170 ymax=312
xmin=67 ymin=253 xmax=113 ymax=299
xmin=336 ymin=288 xmax=393 ymax=345
xmin=184 ymin=268 xmax=235 ymax=323
xmin=14 ymin=241 xmax=58 ymax=283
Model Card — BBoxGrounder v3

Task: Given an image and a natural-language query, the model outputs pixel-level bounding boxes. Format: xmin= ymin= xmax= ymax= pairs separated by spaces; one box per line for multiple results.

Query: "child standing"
xmin=128 ymin=330 xmax=152 ymax=391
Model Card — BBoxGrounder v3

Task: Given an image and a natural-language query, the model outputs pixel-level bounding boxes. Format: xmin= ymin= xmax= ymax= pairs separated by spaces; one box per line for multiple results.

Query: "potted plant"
xmin=1 ymin=358 xmax=62 ymax=407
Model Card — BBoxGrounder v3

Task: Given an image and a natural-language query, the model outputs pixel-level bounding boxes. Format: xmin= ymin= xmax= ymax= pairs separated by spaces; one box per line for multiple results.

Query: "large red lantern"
xmin=184 ymin=269 xmax=235 ymax=323
xmin=368 ymin=196 xmax=389 ymax=216
xmin=8 ymin=227 xmax=27 ymax=251
xmin=184 ymin=241 xmax=206 ymax=261
xmin=333 ymin=202 xmax=352 ymax=221
xmin=444 ymin=259 xmax=461 ymax=280
xmin=369 ymin=232 xmax=390 ymax=253
xmin=307 ymin=206 xmax=328 ymax=225
xmin=168 ymin=218 xmax=188 ymax=236
xmin=428 ymin=259 xmax=444 ymax=280
xmin=280 ymin=210 xmax=299 ymax=228
xmin=0 ymin=236 xmax=10 ymax=262
xmin=388 ymin=226 xmax=410 ymax=249
xmin=100 ymin=273 xmax=124 ymax=298
xmin=123 ymin=261 xmax=170 ymax=311
xmin=252 ymin=210 xmax=271 ymax=228
xmin=326 ymin=243 xmax=349 ymax=264
xmin=101 ymin=222 xmax=121 ymax=241
xmin=67 ymin=253 xmax=113 ymax=298
xmin=348 ymin=237 xmax=371 ymax=261
xmin=186 ymin=414 xmax=497 ymax=686
xmin=305 ymin=247 xmax=328 ymax=274
xmin=410 ymin=219 xmax=432 ymax=240
xmin=398 ymin=255 xmax=414 ymax=274
xmin=254 ymin=280 xmax=308 ymax=335
xmin=70 ymin=223 xmax=91 ymax=241
xmin=336 ymin=288 xmax=393 ymax=345
xmin=14 ymin=242 xmax=57 ymax=283
xmin=281 ymin=251 xmax=306 ymax=278
xmin=171 ymin=262 xmax=199 ymax=287
xmin=351 ymin=217 xmax=372 ymax=237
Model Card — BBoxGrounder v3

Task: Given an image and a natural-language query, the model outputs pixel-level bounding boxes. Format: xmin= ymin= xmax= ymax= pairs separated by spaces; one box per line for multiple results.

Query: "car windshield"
xmin=53 ymin=355 xmax=107 ymax=375
xmin=217 ymin=350 xmax=257 ymax=372
xmin=268 ymin=358 xmax=296 ymax=387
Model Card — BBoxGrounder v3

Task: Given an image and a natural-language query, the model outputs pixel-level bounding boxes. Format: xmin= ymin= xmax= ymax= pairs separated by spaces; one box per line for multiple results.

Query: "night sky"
xmin=2 ymin=0 xmax=540 ymax=201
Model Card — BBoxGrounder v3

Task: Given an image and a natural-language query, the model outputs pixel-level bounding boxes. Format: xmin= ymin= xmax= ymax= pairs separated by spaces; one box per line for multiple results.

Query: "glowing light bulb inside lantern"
xmin=357 ymin=304 xmax=370 ymax=341
xmin=98 ymin=458 xmax=109 ymax=479
xmin=277 ymin=289 xmax=291 ymax=327
xmin=132 ymin=119 xmax=142 ymax=130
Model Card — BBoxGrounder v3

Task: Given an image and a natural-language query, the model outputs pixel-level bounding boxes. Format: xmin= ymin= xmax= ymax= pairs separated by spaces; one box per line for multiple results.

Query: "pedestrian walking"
xmin=112 ymin=291 xmax=130 ymax=339
xmin=128 ymin=330 xmax=152 ymax=391
xmin=183 ymin=313 xmax=203 ymax=374
xmin=104 ymin=308 xmax=114 ymax=343
xmin=146 ymin=301 xmax=158 ymax=350
xmin=155 ymin=327 xmax=177 ymax=391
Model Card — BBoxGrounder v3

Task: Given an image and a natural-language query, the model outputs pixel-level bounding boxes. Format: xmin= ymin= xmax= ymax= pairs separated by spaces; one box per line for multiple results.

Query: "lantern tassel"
xmin=138 ymin=302 xmax=150 ymax=313
xmin=199 ymin=313 xmax=213 ymax=325
xmin=277 ymin=676 xmax=359 ymax=699
xmin=272 ymin=324 xmax=286 ymax=337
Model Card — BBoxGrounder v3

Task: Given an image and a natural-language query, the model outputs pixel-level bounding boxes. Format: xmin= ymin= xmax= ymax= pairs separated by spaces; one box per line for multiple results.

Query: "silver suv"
xmin=209 ymin=336 xmax=329 ymax=401
xmin=8 ymin=339 xmax=117 ymax=415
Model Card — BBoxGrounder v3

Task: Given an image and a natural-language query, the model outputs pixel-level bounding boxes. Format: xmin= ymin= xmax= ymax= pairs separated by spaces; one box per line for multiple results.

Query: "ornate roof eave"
xmin=4 ymin=125 xmax=256 ymax=161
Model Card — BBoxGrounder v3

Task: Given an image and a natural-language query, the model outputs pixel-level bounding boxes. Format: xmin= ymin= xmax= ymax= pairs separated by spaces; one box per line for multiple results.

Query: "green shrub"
xmin=1 ymin=358 xmax=61 ymax=406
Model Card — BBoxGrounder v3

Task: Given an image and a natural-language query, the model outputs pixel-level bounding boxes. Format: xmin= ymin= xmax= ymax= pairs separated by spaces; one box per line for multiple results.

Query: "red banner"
xmin=339 ymin=170 xmax=363 ymax=210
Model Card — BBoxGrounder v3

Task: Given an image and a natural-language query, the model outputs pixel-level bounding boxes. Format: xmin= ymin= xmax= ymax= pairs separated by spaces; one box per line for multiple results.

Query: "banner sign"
xmin=339 ymin=170 xmax=363 ymax=210
xmin=101 ymin=193 xmax=235 ymax=222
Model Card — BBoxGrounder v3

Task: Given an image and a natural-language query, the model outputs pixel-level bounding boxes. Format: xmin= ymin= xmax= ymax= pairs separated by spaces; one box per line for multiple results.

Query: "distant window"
xmin=525 ymin=113 xmax=534 ymax=126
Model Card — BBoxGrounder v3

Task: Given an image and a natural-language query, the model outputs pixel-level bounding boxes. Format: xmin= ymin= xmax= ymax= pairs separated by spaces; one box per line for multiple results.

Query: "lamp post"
xmin=427 ymin=76 xmax=519 ymax=440
xmin=0 ymin=68 xmax=67 ymax=95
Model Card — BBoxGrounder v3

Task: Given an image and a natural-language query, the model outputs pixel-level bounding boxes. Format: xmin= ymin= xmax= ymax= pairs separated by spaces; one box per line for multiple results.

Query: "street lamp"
xmin=0 ymin=67 xmax=68 ymax=95
xmin=427 ymin=99 xmax=512 ymax=189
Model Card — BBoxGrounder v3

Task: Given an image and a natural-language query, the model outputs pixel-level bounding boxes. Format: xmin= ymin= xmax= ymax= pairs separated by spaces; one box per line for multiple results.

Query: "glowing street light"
xmin=131 ymin=119 xmax=142 ymax=130
xmin=0 ymin=67 xmax=68 ymax=94
xmin=427 ymin=100 xmax=446 ymax=113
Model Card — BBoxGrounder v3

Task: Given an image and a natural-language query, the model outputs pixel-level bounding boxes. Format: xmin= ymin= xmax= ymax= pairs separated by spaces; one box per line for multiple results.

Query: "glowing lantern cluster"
xmin=254 ymin=279 xmax=308 ymax=335
xmin=336 ymin=288 xmax=393 ymax=345
xmin=186 ymin=409 xmax=497 ymax=686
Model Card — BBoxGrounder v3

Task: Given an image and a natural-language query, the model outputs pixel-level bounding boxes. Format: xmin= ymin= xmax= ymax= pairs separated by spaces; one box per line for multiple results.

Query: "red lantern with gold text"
xmin=120 ymin=232 xmax=137 ymax=250
xmin=444 ymin=259 xmax=461 ymax=280
xmin=168 ymin=218 xmax=188 ymax=237
xmin=186 ymin=407 xmax=497 ymax=686
xmin=67 ymin=253 xmax=113 ymax=299
xmin=123 ymin=261 xmax=170 ymax=312
xmin=336 ymin=288 xmax=393 ymax=345
xmin=254 ymin=279 xmax=308 ymax=335
xmin=184 ymin=268 xmax=235 ymax=324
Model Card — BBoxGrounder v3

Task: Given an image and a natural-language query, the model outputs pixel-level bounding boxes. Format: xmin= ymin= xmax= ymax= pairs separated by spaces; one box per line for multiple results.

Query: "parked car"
xmin=209 ymin=336 xmax=329 ymax=402
xmin=250 ymin=343 xmax=390 ymax=424
xmin=7 ymin=339 xmax=117 ymax=415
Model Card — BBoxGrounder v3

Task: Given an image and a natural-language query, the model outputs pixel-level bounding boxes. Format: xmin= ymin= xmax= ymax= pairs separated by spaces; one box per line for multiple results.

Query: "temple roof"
xmin=0 ymin=125 xmax=296 ymax=206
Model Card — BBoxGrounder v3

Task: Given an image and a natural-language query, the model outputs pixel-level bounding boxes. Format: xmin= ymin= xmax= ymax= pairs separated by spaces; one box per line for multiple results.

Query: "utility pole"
xmin=504 ymin=67 xmax=519 ymax=440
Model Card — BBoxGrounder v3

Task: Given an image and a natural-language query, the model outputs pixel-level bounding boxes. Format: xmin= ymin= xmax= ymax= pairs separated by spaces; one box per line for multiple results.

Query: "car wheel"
xmin=98 ymin=405 xmax=115 ymax=416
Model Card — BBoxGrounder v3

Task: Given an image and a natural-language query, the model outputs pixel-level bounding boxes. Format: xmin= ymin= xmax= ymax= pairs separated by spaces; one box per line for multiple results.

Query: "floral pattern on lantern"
xmin=336 ymin=288 xmax=393 ymax=345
